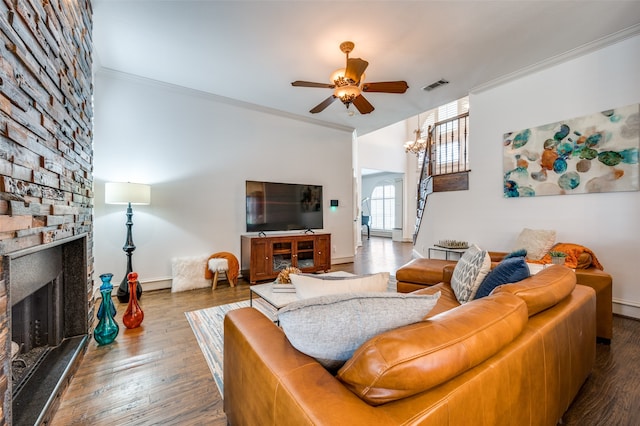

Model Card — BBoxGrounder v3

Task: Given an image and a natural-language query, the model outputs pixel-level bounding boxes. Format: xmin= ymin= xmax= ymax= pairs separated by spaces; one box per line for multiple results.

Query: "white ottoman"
xmin=208 ymin=258 xmax=230 ymax=290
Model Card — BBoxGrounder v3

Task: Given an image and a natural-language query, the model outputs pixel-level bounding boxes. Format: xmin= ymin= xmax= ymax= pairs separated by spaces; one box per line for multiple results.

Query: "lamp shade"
xmin=105 ymin=182 xmax=151 ymax=205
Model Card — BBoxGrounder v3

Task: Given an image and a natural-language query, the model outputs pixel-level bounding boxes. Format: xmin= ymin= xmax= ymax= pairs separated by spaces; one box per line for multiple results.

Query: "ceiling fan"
xmin=291 ymin=41 xmax=408 ymax=115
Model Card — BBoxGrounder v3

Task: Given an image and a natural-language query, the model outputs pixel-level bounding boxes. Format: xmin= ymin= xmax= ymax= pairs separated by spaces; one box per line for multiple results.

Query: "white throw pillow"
xmin=450 ymin=244 xmax=491 ymax=303
xmin=513 ymin=228 xmax=556 ymax=261
xmin=278 ymin=291 xmax=441 ymax=370
xmin=290 ymin=272 xmax=389 ymax=299
xmin=171 ymin=255 xmax=211 ymax=292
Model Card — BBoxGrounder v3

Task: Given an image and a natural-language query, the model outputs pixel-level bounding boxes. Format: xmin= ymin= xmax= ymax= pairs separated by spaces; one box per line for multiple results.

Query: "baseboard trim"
xmin=613 ymin=298 xmax=640 ymax=319
xmin=332 ymin=256 xmax=355 ymax=265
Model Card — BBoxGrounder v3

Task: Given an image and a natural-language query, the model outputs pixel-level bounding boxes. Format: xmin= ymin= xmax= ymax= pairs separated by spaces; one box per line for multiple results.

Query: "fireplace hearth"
xmin=4 ymin=235 xmax=89 ymax=425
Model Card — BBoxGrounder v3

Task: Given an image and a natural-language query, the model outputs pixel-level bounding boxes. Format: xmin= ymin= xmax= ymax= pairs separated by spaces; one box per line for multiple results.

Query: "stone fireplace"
xmin=5 ymin=235 xmax=88 ymax=425
xmin=0 ymin=0 xmax=94 ymax=423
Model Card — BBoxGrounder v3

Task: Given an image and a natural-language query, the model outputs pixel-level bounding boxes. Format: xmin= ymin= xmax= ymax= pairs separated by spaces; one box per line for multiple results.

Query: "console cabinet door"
xmin=251 ymin=238 xmax=271 ymax=283
xmin=294 ymin=238 xmax=316 ymax=271
xmin=315 ymin=234 xmax=331 ymax=272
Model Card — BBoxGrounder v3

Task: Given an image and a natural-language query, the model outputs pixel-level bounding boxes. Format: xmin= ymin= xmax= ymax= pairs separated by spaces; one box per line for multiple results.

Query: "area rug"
xmin=185 ymin=276 xmax=397 ymax=397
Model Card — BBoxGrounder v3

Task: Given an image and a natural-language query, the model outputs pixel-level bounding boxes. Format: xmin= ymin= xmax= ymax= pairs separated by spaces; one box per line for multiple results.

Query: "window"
xmin=418 ymin=96 xmax=469 ymax=175
xmin=370 ymin=183 xmax=395 ymax=231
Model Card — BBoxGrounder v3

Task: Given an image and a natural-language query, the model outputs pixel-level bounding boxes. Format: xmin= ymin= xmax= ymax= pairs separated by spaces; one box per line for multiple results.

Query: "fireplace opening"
xmin=5 ymin=235 xmax=89 ymax=426
xmin=11 ymin=276 xmax=63 ymax=394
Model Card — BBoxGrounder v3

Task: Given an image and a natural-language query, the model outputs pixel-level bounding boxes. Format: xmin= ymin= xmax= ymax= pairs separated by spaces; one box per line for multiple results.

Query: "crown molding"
xmin=95 ymin=67 xmax=355 ymax=133
xmin=471 ymin=23 xmax=640 ymax=94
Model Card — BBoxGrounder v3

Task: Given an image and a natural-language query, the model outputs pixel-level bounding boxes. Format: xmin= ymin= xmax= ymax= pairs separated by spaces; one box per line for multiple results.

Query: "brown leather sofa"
xmin=396 ymin=251 xmax=612 ymax=343
xmin=224 ymin=266 xmax=596 ymax=425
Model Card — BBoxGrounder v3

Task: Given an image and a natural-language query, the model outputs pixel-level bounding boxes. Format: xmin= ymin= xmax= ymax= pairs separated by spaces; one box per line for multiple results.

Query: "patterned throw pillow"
xmin=450 ymin=244 xmax=491 ymax=303
xmin=474 ymin=257 xmax=530 ymax=299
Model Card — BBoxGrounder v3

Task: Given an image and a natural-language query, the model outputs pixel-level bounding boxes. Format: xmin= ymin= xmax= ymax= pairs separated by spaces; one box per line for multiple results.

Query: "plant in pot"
xmin=549 ymin=251 xmax=567 ymax=265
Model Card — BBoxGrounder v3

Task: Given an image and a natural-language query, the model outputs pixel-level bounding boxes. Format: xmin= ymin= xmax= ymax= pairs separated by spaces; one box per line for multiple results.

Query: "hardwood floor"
xmin=50 ymin=237 xmax=639 ymax=425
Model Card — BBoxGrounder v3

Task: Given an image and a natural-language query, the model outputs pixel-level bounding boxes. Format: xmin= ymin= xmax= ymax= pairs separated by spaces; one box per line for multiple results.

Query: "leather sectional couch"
xmin=396 ymin=251 xmax=613 ymax=343
xmin=224 ymin=265 xmax=596 ymax=425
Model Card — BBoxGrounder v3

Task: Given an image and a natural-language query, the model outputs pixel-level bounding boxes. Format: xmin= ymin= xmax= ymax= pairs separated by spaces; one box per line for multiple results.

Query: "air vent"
xmin=422 ymin=79 xmax=449 ymax=91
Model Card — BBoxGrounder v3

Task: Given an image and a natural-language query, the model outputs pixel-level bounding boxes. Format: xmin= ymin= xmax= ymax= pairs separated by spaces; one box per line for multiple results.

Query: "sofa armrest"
xmin=224 ymin=308 xmax=397 ymax=425
xmin=396 ymin=258 xmax=458 ymax=292
xmin=443 ymin=264 xmax=455 ymax=283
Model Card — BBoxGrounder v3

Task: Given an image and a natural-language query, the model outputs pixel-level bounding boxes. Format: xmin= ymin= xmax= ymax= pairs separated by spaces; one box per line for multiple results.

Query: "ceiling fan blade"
xmin=345 ymin=58 xmax=369 ymax=84
xmin=310 ymin=95 xmax=337 ymax=114
xmin=352 ymin=95 xmax=374 ymax=114
xmin=362 ymin=81 xmax=409 ymax=93
xmin=292 ymin=81 xmax=335 ymax=89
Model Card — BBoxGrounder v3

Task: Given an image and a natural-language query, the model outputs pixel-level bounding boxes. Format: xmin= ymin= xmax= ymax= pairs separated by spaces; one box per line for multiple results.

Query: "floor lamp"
xmin=105 ymin=182 xmax=151 ymax=303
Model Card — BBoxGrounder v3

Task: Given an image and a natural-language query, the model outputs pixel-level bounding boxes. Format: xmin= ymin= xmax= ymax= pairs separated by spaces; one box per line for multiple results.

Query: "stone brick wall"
xmin=0 ymin=0 xmax=93 ymax=423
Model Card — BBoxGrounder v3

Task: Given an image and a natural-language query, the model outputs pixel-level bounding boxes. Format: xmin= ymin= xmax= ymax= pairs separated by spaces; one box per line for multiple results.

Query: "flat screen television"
xmin=246 ymin=180 xmax=323 ymax=232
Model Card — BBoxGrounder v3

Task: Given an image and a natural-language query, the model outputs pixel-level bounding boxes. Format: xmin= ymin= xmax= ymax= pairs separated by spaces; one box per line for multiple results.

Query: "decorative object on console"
xmin=435 ymin=239 xmax=469 ymax=249
xmin=276 ymin=266 xmax=301 ymax=283
xmin=278 ymin=291 xmax=441 ymax=370
xmin=504 ymin=102 xmax=639 ymax=198
xmin=105 ymin=182 xmax=151 ymax=303
xmin=94 ymin=273 xmax=119 ymax=345
xmin=123 ymin=272 xmax=144 ymax=329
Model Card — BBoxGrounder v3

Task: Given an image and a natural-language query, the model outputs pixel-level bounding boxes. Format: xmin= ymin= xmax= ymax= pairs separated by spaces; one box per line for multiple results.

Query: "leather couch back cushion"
xmin=492 ymin=264 xmax=576 ymax=316
xmin=336 ymin=292 xmax=528 ymax=406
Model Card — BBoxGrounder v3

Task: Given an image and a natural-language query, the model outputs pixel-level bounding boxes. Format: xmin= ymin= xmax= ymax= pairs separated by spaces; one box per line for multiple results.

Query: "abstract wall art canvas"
xmin=503 ymin=103 xmax=639 ymax=197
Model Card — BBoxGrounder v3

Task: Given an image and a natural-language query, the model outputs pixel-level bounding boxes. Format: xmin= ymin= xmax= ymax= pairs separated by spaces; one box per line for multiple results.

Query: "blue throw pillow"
xmin=504 ymin=248 xmax=527 ymax=259
xmin=474 ymin=257 xmax=530 ymax=299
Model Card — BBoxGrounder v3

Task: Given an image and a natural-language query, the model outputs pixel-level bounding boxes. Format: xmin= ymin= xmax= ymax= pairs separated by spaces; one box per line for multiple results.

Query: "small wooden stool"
xmin=208 ymin=258 xmax=231 ymax=290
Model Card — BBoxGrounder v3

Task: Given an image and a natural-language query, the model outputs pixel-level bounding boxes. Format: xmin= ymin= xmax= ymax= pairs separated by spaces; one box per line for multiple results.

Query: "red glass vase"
xmin=123 ymin=272 xmax=144 ymax=328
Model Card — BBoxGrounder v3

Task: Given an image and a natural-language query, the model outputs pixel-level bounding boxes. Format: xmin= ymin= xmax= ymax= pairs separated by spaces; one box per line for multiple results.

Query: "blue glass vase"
xmin=94 ymin=275 xmax=119 ymax=345
xmin=97 ymin=273 xmax=117 ymax=319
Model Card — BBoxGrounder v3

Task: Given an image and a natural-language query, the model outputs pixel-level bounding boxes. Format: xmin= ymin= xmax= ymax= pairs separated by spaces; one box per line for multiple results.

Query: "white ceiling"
xmin=93 ymin=1 xmax=640 ymax=135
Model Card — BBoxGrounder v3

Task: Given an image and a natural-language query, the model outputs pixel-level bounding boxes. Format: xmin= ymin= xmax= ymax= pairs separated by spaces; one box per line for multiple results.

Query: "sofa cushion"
xmin=513 ymin=228 xmax=556 ymax=260
xmin=278 ymin=291 xmax=441 ymax=370
xmin=290 ymin=272 xmax=389 ymax=299
xmin=492 ymin=264 xmax=576 ymax=316
xmin=474 ymin=257 xmax=530 ymax=299
xmin=450 ymin=244 xmax=491 ymax=303
xmin=336 ymin=292 xmax=528 ymax=406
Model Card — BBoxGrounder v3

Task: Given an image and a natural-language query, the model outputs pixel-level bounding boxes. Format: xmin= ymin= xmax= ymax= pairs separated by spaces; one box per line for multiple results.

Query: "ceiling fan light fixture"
xmin=330 ymin=68 xmax=346 ymax=85
xmin=293 ymin=40 xmax=406 ymax=115
xmin=334 ymin=85 xmax=361 ymax=105
xmin=331 ymin=68 xmax=360 ymax=87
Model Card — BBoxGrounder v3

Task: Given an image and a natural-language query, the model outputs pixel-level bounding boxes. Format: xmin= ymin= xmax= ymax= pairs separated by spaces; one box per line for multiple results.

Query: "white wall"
xmin=415 ymin=34 xmax=640 ymax=317
xmin=359 ymin=120 xmax=416 ymax=242
xmin=93 ymin=70 xmax=355 ymax=289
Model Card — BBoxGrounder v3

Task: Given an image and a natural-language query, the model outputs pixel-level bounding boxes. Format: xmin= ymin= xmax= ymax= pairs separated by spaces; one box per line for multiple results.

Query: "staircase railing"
xmin=413 ymin=111 xmax=470 ymax=244
xmin=413 ymin=126 xmax=433 ymax=244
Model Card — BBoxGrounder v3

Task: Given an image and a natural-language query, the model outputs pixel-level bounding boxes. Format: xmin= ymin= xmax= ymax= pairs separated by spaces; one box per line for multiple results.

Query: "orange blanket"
xmin=204 ymin=252 xmax=239 ymax=285
xmin=529 ymin=243 xmax=603 ymax=270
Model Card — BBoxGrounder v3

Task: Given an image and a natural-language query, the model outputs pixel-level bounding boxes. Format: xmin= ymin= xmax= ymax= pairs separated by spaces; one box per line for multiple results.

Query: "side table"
xmin=428 ymin=246 xmax=467 ymax=260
